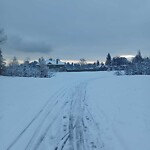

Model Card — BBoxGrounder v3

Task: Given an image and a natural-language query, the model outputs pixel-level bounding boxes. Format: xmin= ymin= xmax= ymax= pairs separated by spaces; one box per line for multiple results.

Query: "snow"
xmin=86 ymin=74 xmax=150 ymax=150
xmin=0 ymin=72 xmax=150 ymax=150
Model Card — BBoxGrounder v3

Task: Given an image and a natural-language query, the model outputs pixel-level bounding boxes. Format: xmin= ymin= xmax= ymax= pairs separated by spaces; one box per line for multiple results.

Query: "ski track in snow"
xmin=2 ymin=73 xmax=150 ymax=150
xmin=6 ymin=78 xmax=106 ymax=150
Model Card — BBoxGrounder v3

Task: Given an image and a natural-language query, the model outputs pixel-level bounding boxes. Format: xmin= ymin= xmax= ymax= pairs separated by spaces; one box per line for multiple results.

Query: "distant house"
xmin=46 ymin=59 xmax=66 ymax=71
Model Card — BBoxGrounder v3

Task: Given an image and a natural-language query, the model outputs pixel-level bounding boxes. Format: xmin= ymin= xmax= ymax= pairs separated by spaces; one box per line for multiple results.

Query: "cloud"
xmin=1 ymin=0 xmax=150 ymax=60
xmin=6 ymin=35 xmax=52 ymax=54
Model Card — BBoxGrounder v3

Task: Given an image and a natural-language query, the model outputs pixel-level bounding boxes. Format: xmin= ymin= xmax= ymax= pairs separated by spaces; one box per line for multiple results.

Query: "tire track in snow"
xmin=7 ymin=76 xmax=108 ymax=150
xmin=25 ymin=89 xmax=69 ymax=150
xmin=66 ymin=82 xmax=104 ymax=150
xmin=6 ymin=87 xmax=67 ymax=150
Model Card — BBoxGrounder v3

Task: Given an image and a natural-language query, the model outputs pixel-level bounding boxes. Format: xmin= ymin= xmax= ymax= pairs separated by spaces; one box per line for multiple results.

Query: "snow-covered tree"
xmin=131 ymin=51 xmax=143 ymax=75
xmin=142 ymin=57 xmax=150 ymax=75
xmin=6 ymin=57 xmax=19 ymax=76
xmin=21 ymin=60 xmax=42 ymax=77
xmin=21 ymin=60 xmax=31 ymax=77
xmin=125 ymin=51 xmax=150 ymax=75
xmin=38 ymin=57 xmax=49 ymax=77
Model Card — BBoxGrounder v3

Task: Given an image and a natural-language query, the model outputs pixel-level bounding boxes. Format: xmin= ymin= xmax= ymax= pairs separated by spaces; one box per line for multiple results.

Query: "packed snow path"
xmin=6 ymin=80 xmax=104 ymax=150
xmin=1 ymin=72 xmax=150 ymax=150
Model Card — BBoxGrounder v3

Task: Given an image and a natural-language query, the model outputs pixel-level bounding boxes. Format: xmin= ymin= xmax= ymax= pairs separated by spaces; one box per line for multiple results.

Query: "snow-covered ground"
xmin=0 ymin=72 xmax=150 ymax=150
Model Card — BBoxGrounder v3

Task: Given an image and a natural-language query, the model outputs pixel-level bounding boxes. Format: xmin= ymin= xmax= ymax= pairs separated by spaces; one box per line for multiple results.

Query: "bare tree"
xmin=0 ymin=29 xmax=7 ymax=44
xmin=79 ymin=58 xmax=87 ymax=66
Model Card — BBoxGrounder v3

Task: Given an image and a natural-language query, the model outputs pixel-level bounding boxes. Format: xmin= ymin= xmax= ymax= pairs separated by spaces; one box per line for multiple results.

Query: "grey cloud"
xmin=6 ymin=35 xmax=52 ymax=54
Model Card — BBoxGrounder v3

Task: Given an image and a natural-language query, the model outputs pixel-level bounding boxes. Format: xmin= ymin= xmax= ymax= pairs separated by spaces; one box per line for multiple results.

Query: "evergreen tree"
xmin=0 ymin=29 xmax=7 ymax=75
xmin=0 ymin=49 xmax=5 ymax=75
xmin=131 ymin=51 xmax=143 ymax=75
xmin=96 ymin=60 xmax=100 ymax=66
xmin=105 ymin=53 xmax=111 ymax=66
xmin=112 ymin=56 xmax=128 ymax=69
xmin=132 ymin=50 xmax=143 ymax=64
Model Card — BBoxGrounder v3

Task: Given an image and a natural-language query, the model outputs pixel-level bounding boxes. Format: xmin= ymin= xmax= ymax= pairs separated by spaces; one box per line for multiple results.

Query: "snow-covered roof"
xmin=46 ymin=59 xmax=65 ymax=65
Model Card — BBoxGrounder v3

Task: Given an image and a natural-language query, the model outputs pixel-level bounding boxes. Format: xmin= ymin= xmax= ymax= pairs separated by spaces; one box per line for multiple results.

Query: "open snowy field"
xmin=0 ymin=72 xmax=150 ymax=150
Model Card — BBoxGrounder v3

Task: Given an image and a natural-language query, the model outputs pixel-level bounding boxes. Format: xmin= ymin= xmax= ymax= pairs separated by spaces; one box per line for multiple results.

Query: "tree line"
xmin=0 ymin=54 xmax=53 ymax=78
xmin=105 ymin=51 xmax=150 ymax=75
xmin=1 ymin=50 xmax=150 ymax=77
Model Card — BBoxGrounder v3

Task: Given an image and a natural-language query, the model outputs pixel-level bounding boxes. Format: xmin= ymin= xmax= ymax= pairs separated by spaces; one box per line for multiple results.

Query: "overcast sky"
xmin=0 ymin=0 xmax=150 ymax=62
